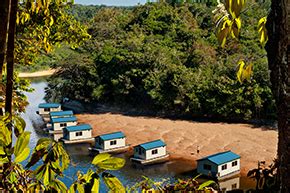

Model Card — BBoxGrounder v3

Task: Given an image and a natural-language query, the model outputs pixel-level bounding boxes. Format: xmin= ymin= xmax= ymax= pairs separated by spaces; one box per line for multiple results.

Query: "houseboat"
xmin=61 ymin=124 xmax=94 ymax=144
xmin=197 ymin=150 xmax=240 ymax=179
xmin=37 ymin=103 xmax=61 ymax=122
xmin=48 ymin=116 xmax=77 ymax=134
xmin=89 ymin=131 xmax=129 ymax=153
xmin=46 ymin=110 xmax=74 ymax=128
xmin=131 ymin=139 xmax=169 ymax=165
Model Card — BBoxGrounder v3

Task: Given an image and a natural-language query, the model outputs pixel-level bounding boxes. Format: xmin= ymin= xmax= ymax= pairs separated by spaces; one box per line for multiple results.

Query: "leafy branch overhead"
xmin=258 ymin=17 xmax=268 ymax=47
xmin=214 ymin=0 xmax=245 ymax=48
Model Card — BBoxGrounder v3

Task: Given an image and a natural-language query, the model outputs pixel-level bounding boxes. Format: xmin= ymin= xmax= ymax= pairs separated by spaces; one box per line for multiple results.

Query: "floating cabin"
xmin=197 ymin=151 xmax=241 ymax=179
xmin=89 ymin=131 xmax=129 ymax=153
xmin=50 ymin=110 xmax=74 ymax=119
xmin=131 ymin=139 xmax=169 ymax=165
xmin=61 ymin=124 xmax=94 ymax=144
xmin=49 ymin=116 xmax=77 ymax=134
xmin=46 ymin=110 xmax=74 ymax=128
xmin=37 ymin=103 xmax=61 ymax=122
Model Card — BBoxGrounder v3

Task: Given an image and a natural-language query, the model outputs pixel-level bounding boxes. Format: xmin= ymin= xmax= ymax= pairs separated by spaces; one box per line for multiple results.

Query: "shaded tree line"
xmin=46 ymin=2 xmax=274 ymax=120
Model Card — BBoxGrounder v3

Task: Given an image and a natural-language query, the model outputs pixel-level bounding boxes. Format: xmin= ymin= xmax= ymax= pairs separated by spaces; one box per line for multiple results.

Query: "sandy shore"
xmin=18 ymin=69 xmax=56 ymax=78
xmin=77 ymin=113 xmax=278 ymax=175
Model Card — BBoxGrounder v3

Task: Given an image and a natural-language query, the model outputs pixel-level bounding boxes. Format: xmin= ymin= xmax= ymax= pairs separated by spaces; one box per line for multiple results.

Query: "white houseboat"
xmin=61 ymin=124 xmax=94 ymax=144
xmin=37 ymin=103 xmax=61 ymax=122
xmin=131 ymin=139 xmax=169 ymax=165
xmin=197 ymin=150 xmax=240 ymax=179
xmin=46 ymin=110 xmax=74 ymax=128
xmin=48 ymin=116 xmax=77 ymax=134
xmin=89 ymin=131 xmax=129 ymax=153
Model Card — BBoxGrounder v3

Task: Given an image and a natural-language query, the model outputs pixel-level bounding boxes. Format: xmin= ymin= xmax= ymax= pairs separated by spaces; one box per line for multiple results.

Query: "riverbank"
xmin=18 ymin=69 xmax=56 ymax=78
xmin=77 ymin=113 xmax=278 ymax=175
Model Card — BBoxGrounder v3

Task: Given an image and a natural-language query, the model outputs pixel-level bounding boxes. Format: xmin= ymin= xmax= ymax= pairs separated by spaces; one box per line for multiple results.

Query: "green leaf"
xmin=102 ymin=172 xmax=125 ymax=193
xmin=14 ymin=131 xmax=31 ymax=157
xmin=0 ymin=146 xmax=5 ymax=155
xmin=237 ymin=60 xmax=245 ymax=83
xmin=258 ymin=17 xmax=268 ymax=46
xmin=236 ymin=60 xmax=253 ymax=83
xmin=198 ymin=180 xmax=216 ymax=190
xmin=92 ymin=153 xmax=111 ymax=165
xmin=0 ymin=122 xmax=12 ymax=146
xmin=91 ymin=178 xmax=99 ymax=193
xmin=50 ymin=179 xmax=67 ymax=192
xmin=77 ymin=183 xmax=85 ymax=193
xmin=96 ymin=157 xmax=125 ymax=170
xmin=14 ymin=116 xmax=26 ymax=137
xmin=217 ymin=17 xmax=232 ymax=48
xmin=15 ymin=147 xmax=30 ymax=163
xmin=49 ymin=16 xmax=54 ymax=26
xmin=7 ymin=172 xmax=18 ymax=184
xmin=0 ymin=156 xmax=9 ymax=164
xmin=43 ymin=165 xmax=51 ymax=186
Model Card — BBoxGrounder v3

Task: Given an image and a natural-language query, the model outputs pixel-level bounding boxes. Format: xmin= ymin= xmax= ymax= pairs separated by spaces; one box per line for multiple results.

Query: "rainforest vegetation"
xmin=41 ymin=1 xmax=273 ymax=120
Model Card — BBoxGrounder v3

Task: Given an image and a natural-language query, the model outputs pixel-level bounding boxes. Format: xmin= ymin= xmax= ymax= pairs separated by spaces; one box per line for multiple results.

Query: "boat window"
xmin=222 ymin=164 xmax=227 ymax=170
xmin=152 ymin=149 xmax=158 ymax=155
xmin=44 ymin=108 xmax=50 ymax=112
xmin=232 ymin=183 xmax=237 ymax=189
xmin=60 ymin=123 xmax=67 ymax=127
xmin=110 ymin=140 xmax=117 ymax=145
xmin=76 ymin=131 xmax=82 ymax=136
xmin=232 ymin=160 xmax=238 ymax=167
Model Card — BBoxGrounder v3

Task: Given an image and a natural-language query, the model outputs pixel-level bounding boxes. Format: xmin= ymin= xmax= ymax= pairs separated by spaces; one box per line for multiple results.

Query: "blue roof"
xmin=51 ymin=116 xmax=77 ymax=123
xmin=38 ymin=103 xmax=61 ymax=108
xmin=138 ymin=140 xmax=166 ymax=150
xmin=50 ymin=111 xmax=73 ymax=117
xmin=197 ymin=151 xmax=240 ymax=165
xmin=64 ymin=124 xmax=92 ymax=132
xmin=98 ymin=131 xmax=125 ymax=141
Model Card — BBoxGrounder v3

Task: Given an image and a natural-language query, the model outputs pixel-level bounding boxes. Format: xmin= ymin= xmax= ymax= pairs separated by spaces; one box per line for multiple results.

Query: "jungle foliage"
xmin=45 ymin=1 xmax=273 ymax=120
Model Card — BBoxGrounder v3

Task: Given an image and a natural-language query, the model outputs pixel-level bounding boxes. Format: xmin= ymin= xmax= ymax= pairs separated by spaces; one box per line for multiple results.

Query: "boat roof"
xmin=51 ymin=116 xmax=77 ymax=123
xmin=137 ymin=139 xmax=166 ymax=150
xmin=64 ymin=124 xmax=92 ymax=132
xmin=50 ymin=110 xmax=73 ymax=117
xmin=98 ymin=131 xmax=125 ymax=141
xmin=38 ymin=103 xmax=61 ymax=108
xmin=197 ymin=151 xmax=240 ymax=165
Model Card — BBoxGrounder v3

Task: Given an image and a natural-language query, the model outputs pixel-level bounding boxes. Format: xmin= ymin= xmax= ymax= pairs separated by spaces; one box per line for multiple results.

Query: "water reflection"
xmin=219 ymin=176 xmax=240 ymax=192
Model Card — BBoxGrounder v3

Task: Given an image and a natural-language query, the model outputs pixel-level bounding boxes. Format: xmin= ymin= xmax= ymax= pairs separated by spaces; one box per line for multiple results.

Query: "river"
xmin=21 ymin=78 xmax=255 ymax=192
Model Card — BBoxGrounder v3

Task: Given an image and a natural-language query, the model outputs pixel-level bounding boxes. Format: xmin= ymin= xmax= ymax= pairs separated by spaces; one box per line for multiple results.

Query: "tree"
xmin=214 ymin=0 xmax=289 ymax=191
xmin=265 ymin=0 xmax=289 ymax=191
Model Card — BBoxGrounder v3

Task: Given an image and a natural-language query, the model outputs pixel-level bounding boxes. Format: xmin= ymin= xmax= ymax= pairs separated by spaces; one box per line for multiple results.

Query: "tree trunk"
xmin=0 ymin=0 xmax=10 ymax=81
xmin=265 ymin=0 xmax=289 ymax=191
xmin=5 ymin=0 xmax=18 ymax=115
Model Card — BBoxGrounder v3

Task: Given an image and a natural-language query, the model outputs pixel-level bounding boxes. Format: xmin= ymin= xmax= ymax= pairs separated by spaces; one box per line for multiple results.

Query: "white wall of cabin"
xmin=39 ymin=107 xmax=61 ymax=115
xmin=145 ymin=146 xmax=166 ymax=160
xmin=68 ymin=130 xmax=92 ymax=140
xmin=103 ymin=138 xmax=126 ymax=150
xmin=217 ymin=159 xmax=240 ymax=177
xmin=53 ymin=121 xmax=77 ymax=131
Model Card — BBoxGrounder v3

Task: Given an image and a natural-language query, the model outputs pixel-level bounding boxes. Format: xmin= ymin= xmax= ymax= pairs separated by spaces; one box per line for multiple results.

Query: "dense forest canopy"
xmin=43 ymin=1 xmax=273 ymax=120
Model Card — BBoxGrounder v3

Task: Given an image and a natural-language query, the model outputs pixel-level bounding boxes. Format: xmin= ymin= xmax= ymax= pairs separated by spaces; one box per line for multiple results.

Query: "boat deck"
xmin=130 ymin=154 xmax=169 ymax=165
xmin=88 ymin=145 xmax=130 ymax=153
xmin=61 ymin=138 xmax=94 ymax=144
